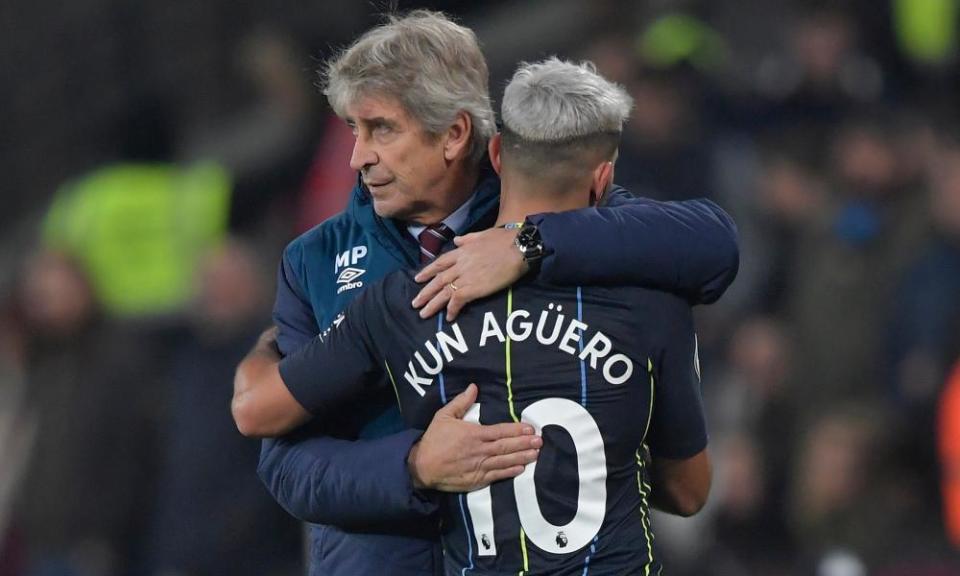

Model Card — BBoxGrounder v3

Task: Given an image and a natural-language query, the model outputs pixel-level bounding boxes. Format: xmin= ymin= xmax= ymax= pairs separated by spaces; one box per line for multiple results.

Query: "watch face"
xmin=517 ymin=227 xmax=534 ymax=245
xmin=517 ymin=224 xmax=544 ymax=260
xmin=517 ymin=224 xmax=539 ymax=245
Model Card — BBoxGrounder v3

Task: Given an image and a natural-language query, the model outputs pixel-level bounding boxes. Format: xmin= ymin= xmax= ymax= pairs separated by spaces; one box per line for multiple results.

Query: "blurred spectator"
xmin=700 ymin=433 xmax=793 ymax=576
xmin=748 ymin=133 xmax=828 ymax=313
xmin=880 ymin=126 xmax=960 ymax=534
xmin=42 ymin=160 xmax=231 ymax=319
xmin=710 ymin=317 xmax=792 ymax=435
xmin=888 ymin=127 xmax=960 ymax=410
xmin=144 ymin=239 xmax=301 ymax=576
xmin=755 ymin=5 xmax=884 ymax=136
xmin=786 ymin=112 xmax=930 ymax=416
xmin=697 ymin=317 xmax=795 ymax=574
xmin=713 ymin=317 xmax=794 ymax=466
xmin=12 ymin=250 xmax=159 ymax=576
xmin=615 ymin=65 xmax=714 ymax=202
xmin=788 ymin=406 xmax=898 ymax=568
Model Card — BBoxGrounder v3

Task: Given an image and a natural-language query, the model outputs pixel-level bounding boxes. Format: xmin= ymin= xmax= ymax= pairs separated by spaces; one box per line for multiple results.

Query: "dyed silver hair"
xmin=501 ymin=57 xmax=633 ymax=143
xmin=322 ymin=10 xmax=496 ymax=165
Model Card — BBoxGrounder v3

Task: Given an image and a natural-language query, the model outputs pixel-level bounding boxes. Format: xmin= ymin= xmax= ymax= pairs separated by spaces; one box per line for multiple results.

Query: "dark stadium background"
xmin=1 ymin=1 xmax=959 ymax=575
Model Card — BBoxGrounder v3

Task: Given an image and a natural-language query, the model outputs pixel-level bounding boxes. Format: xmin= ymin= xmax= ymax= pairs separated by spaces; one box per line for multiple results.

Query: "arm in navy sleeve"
xmin=641 ymin=293 xmax=711 ymax=516
xmin=258 ymin=427 xmax=436 ymax=527
xmin=273 ymin=252 xmax=320 ymax=355
xmin=645 ymin=294 xmax=708 ymax=460
xmin=278 ymin=290 xmax=383 ymax=417
xmin=259 ymin=259 xmax=439 ymax=524
xmin=529 ymin=188 xmax=739 ymax=304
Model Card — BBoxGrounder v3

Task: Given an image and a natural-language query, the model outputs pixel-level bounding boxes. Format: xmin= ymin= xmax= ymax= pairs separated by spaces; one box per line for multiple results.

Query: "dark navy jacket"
xmin=260 ymin=170 xmax=738 ymax=575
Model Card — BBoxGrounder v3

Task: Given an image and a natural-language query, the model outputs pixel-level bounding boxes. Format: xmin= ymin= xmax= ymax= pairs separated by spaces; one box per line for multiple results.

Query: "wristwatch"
xmin=514 ymin=222 xmax=545 ymax=273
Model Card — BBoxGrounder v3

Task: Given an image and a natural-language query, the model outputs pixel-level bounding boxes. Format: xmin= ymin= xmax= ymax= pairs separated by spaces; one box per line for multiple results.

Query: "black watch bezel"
xmin=515 ymin=223 xmax=544 ymax=266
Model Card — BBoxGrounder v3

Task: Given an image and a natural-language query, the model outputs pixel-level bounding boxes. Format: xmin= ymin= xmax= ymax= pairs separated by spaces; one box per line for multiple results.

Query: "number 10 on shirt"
xmin=464 ymin=398 xmax=608 ymax=557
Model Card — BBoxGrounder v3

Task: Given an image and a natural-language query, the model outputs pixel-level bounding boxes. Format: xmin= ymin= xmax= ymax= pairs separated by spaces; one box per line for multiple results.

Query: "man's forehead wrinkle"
xmin=346 ymin=105 xmax=403 ymax=122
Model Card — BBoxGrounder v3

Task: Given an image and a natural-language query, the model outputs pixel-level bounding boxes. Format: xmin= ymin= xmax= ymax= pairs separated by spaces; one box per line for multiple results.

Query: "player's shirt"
xmin=281 ymin=270 xmax=707 ymax=576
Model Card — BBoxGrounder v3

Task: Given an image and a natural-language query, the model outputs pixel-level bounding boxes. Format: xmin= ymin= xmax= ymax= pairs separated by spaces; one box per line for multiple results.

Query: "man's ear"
xmin=590 ymin=161 xmax=614 ymax=205
xmin=488 ymin=133 xmax=503 ymax=175
xmin=443 ymin=111 xmax=473 ymax=161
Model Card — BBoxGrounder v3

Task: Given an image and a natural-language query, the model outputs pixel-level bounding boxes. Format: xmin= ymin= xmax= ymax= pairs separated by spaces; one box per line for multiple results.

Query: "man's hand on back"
xmin=408 ymin=383 xmax=541 ymax=492
xmin=413 ymin=227 xmax=527 ymax=321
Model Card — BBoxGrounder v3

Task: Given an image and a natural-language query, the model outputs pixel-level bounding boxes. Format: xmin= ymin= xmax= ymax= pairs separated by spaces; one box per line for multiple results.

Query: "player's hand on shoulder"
xmin=407 ymin=383 xmax=541 ymax=492
xmin=412 ymin=228 xmax=527 ymax=321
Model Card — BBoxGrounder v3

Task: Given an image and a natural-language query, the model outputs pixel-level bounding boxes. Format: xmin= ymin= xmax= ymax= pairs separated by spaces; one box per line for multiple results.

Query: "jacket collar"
xmin=347 ymin=161 xmax=501 ymax=267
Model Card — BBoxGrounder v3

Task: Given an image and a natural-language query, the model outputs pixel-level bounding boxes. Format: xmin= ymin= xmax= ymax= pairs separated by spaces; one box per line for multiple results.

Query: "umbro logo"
xmin=336 ymin=267 xmax=365 ymax=294
xmin=337 ymin=267 xmax=365 ymax=284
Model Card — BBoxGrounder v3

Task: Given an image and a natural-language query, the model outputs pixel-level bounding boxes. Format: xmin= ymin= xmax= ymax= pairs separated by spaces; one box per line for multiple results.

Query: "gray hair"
xmin=502 ymin=57 xmax=632 ymax=142
xmin=322 ymin=10 xmax=496 ymax=165
xmin=500 ymin=58 xmax=633 ymax=177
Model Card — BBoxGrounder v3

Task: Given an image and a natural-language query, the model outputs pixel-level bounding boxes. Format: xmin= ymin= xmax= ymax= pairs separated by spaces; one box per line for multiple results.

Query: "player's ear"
xmin=443 ymin=111 xmax=473 ymax=162
xmin=590 ymin=160 xmax=614 ymax=206
xmin=489 ymin=133 xmax=503 ymax=175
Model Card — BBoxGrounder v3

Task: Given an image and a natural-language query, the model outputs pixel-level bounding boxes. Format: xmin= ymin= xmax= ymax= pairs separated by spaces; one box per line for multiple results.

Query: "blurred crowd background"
xmin=1 ymin=0 xmax=959 ymax=575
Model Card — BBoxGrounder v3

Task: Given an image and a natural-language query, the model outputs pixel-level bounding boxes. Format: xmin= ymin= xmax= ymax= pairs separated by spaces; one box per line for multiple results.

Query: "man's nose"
xmin=349 ymin=135 xmax=378 ymax=171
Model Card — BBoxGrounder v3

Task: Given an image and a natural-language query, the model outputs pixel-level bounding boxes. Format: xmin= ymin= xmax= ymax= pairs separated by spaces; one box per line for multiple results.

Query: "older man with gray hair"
xmin=236 ymin=10 xmax=733 ymax=576
xmin=239 ymin=55 xmax=712 ymax=576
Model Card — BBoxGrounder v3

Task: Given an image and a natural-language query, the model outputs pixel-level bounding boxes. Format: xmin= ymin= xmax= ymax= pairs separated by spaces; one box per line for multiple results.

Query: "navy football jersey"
xmin=281 ymin=270 xmax=707 ymax=576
